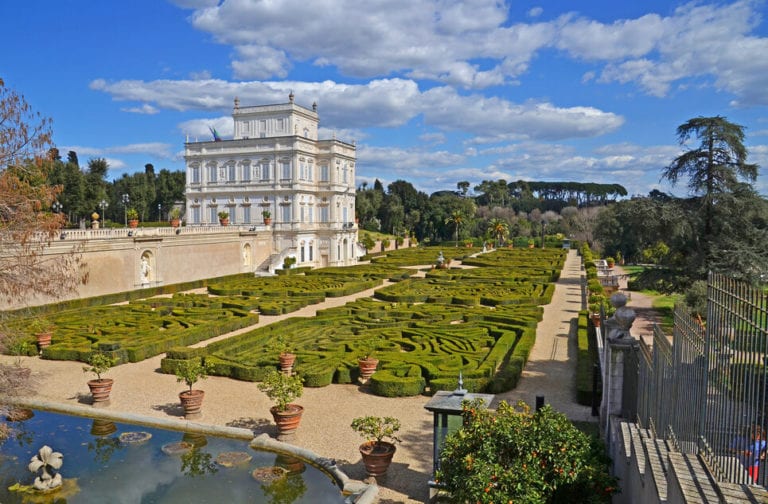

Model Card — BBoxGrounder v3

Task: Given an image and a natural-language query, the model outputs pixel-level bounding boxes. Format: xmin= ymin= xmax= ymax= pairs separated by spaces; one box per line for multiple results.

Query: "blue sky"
xmin=3 ymin=0 xmax=768 ymax=197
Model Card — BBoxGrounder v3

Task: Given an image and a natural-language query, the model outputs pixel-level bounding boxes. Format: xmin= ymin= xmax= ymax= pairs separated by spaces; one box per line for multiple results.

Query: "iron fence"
xmin=632 ymin=272 xmax=768 ymax=488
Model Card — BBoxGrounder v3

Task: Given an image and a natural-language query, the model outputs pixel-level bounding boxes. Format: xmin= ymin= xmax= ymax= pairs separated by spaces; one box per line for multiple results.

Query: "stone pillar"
xmin=601 ymin=339 xmax=639 ymax=421
xmin=601 ymin=293 xmax=639 ymax=431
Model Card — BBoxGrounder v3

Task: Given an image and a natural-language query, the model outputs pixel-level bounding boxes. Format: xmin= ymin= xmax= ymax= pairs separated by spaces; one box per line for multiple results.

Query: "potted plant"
xmin=606 ymin=256 xmax=615 ymax=268
xmin=218 ymin=210 xmax=230 ymax=226
xmin=350 ymin=416 xmax=401 ymax=477
xmin=527 ymin=238 xmax=535 ymax=249
xmin=261 ymin=209 xmax=272 ymax=225
xmin=29 ymin=317 xmax=54 ymax=351
xmin=175 ymin=358 xmax=211 ymax=419
xmin=169 ymin=207 xmax=182 ymax=228
xmin=83 ymin=352 xmax=117 ymax=406
xmin=588 ymin=294 xmax=605 ymax=327
xmin=274 ymin=335 xmax=296 ymax=374
xmin=126 ymin=208 xmax=139 ymax=228
xmin=258 ymin=369 xmax=304 ymax=436
xmin=357 ymin=337 xmax=381 ymax=382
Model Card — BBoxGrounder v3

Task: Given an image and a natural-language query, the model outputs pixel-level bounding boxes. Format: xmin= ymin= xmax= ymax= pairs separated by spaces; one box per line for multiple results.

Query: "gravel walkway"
xmin=1 ymin=249 xmax=658 ymax=503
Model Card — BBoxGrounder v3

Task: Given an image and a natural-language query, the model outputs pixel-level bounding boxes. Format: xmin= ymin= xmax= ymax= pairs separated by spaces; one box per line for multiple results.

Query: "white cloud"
xmin=187 ymin=0 xmax=555 ymax=88
xmin=121 ymin=104 xmax=159 ymax=114
xmin=422 ymin=87 xmax=624 ymax=140
xmin=59 ymin=143 xmax=175 ymax=161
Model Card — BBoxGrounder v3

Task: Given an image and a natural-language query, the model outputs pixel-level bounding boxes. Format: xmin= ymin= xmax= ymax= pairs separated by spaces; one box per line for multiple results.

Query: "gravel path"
xmin=2 ymin=250 xmax=659 ymax=503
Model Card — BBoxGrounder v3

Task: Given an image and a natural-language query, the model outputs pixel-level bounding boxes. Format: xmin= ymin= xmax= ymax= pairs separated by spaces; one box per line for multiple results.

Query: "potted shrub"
xmin=83 ymin=352 xmax=117 ymax=406
xmin=29 ymin=317 xmax=54 ymax=351
xmin=527 ymin=238 xmax=535 ymax=248
xmin=169 ymin=207 xmax=182 ymax=228
xmin=126 ymin=208 xmax=139 ymax=228
xmin=606 ymin=256 xmax=615 ymax=268
xmin=175 ymin=358 xmax=211 ymax=419
xmin=588 ymin=294 xmax=605 ymax=327
xmin=261 ymin=209 xmax=272 ymax=225
xmin=274 ymin=335 xmax=296 ymax=374
xmin=357 ymin=337 xmax=381 ymax=382
xmin=218 ymin=211 xmax=230 ymax=226
xmin=258 ymin=369 xmax=304 ymax=436
xmin=351 ymin=416 xmax=401 ymax=477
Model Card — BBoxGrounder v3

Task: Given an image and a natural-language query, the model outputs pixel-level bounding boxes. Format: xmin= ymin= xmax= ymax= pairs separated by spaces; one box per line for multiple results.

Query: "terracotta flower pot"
xmin=219 ymin=218 xmax=230 ymax=226
xmin=170 ymin=218 xmax=181 ymax=228
xmin=35 ymin=331 xmax=52 ymax=350
xmin=179 ymin=389 xmax=205 ymax=419
xmin=279 ymin=352 xmax=296 ymax=374
xmin=359 ymin=441 xmax=397 ymax=477
xmin=358 ymin=358 xmax=379 ymax=382
xmin=263 ymin=217 xmax=272 ymax=225
xmin=270 ymin=404 xmax=304 ymax=436
xmin=88 ymin=378 xmax=114 ymax=406
xmin=128 ymin=219 xmax=139 ymax=228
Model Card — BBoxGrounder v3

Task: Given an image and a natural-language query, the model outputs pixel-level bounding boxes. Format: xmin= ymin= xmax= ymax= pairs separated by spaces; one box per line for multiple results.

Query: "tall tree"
xmin=487 ymin=218 xmax=509 ymax=247
xmin=445 ymin=210 xmax=464 ymax=247
xmin=662 ymin=116 xmax=758 ymax=238
xmin=0 ymin=77 xmax=86 ymax=309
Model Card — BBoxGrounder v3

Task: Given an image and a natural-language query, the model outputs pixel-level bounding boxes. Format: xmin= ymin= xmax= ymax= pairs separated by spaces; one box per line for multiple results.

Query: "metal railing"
xmin=631 ymin=272 xmax=768 ymax=488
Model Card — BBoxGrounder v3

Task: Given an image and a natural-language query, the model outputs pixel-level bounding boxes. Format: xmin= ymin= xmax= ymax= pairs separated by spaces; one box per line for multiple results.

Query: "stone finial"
xmin=234 ymin=96 xmax=240 ymax=110
xmin=289 ymin=91 xmax=294 ymax=103
xmin=605 ymin=292 xmax=636 ymax=342
xmin=312 ymin=101 xmax=317 ymax=111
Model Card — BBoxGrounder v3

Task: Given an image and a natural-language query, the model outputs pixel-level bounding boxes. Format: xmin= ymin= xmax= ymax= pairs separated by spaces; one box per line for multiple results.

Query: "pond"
xmin=0 ymin=409 xmax=347 ymax=503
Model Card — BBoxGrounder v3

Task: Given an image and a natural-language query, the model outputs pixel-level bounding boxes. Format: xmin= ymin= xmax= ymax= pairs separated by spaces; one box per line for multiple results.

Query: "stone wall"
xmin=1 ymin=227 xmax=273 ymax=310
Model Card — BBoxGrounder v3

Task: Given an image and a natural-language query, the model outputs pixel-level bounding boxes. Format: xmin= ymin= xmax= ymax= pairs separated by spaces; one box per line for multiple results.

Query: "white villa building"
xmin=184 ymin=93 xmax=359 ymax=269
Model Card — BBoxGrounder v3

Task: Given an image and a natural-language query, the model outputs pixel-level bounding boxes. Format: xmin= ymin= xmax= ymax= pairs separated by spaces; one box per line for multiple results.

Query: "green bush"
xmin=437 ymin=399 xmax=617 ymax=503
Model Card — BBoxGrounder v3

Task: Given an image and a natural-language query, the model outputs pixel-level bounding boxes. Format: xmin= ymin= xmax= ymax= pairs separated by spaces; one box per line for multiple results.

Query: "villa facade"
xmin=184 ymin=93 xmax=359 ymax=269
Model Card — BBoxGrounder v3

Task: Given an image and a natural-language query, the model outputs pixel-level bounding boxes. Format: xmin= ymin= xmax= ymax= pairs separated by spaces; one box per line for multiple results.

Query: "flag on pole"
xmin=209 ymin=126 xmax=222 ymax=142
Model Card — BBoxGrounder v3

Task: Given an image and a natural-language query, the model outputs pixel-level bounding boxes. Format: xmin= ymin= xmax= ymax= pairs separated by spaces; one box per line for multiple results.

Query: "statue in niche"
xmin=140 ymin=255 xmax=152 ymax=286
xmin=604 ymin=293 xmax=636 ymax=342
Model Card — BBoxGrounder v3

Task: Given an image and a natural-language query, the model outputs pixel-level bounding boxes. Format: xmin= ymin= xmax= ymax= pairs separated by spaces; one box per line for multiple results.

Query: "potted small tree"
xmin=218 ymin=211 xmax=230 ymax=226
xmin=351 ymin=416 xmax=401 ymax=477
xmin=175 ymin=358 xmax=211 ymax=419
xmin=357 ymin=337 xmax=381 ymax=382
xmin=274 ymin=335 xmax=296 ymax=374
xmin=258 ymin=369 xmax=304 ymax=437
xmin=126 ymin=208 xmax=140 ymax=228
xmin=83 ymin=352 xmax=117 ymax=406
xmin=29 ymin=317 xmax=54 ymax=351
xmin=606 ymin=256 xmax=615 ymax=268
xmin=261 ymin=209 xmax=272 ymax=225
xmin=169 ymin=207 xmax=182 ymax=228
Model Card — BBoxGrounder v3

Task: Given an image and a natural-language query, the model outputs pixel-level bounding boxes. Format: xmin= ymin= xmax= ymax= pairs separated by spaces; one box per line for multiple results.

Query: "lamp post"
xmin=541 ymin=220 xmax=546 ymax=249
xmin=52 ymin=201 xmax=62 ymax=213
xmin=121 ymin=194 xmax=130 ymax=227
xmin=99 ymin=199 xmax=108 ymax=227
xmin=157 ymin=203 xmax=162 ymax=222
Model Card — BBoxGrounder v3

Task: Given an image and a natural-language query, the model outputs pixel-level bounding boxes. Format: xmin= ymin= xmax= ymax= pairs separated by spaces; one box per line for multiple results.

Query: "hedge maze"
xmin=18 ymin=293 xmax=260 ymax=364
xmin=10 ymin=246 xmax=568 ymax=398
xmin=161 ymin=247 xmax=567 ymax=397
xmin=12 ymin=275 xmax=383 ymax=362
